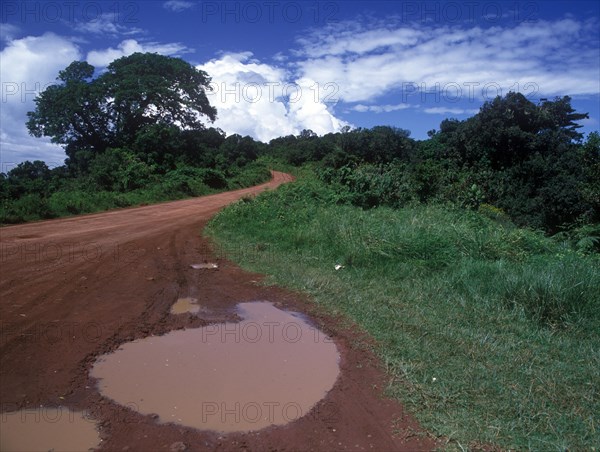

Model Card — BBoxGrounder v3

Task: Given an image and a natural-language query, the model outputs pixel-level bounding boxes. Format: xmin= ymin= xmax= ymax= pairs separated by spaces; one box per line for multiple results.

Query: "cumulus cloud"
xmin=197 ymin=53 xmax=348 ymax=142
xmin=296 ymin=18 xmax=600 ymax=108
xmin=87 ymin=39 xmax=193 ymax=67
xmin=163 ymin=1 xmax=194 ymax=12
xmin=1 ymin=33 xmax=81 ymax=169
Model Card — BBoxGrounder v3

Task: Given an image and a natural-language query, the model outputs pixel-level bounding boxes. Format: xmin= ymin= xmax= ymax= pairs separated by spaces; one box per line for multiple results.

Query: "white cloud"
xmin=197 ymin=53 xmax=348 ymax=142
xmin=71 ymin=13 xmax=144 ymax=36
xmin=87 ymin=39 xmax=193 ymax=67
xmin=0 ymin=23 xmax=20 ymax=42
xmin=296 ymin=23 xmax=422 ymax=58
xmin=296 ymin=19 xmax=600 ymax=104
xmin=0 ymin=33 xmax=81 ymax=168
xmin=163 ymin=1 xmax=194 ymax=12
xmin=353 ymin=103 xmax=412 ymax=113
xmin=423 ymin=107 xmax=479 ymax=115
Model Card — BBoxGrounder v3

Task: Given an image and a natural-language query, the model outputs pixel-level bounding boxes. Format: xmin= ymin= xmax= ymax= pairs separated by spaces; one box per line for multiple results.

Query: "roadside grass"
xmin=206 ymin=176 xmax=600 ymax=450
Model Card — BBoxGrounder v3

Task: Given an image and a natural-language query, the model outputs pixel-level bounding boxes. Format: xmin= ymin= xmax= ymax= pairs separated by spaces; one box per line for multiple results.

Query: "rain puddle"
xmin=170 ymin=297 xmax=201 ymax=315
xmin=91 ymin=302 xmax=339 ymax=433
xmin=0 ymin=407 xmax=100 ymax=451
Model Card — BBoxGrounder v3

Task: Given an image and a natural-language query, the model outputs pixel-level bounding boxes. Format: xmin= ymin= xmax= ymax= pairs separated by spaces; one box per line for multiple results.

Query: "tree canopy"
xmin=27 ymin=53 xmax=216 ymax=169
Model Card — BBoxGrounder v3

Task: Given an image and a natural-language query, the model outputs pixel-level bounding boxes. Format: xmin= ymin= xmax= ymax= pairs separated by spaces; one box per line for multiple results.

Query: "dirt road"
xmin=0 ymin=171 xmax=435 ymax=451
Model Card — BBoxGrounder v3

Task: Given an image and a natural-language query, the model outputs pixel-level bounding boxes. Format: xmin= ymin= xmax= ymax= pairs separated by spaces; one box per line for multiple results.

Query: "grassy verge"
xmin=206 ymin=174 xmax=600 ymax=450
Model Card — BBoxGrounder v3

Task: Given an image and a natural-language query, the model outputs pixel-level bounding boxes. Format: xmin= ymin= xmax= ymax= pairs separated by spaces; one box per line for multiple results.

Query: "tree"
xmin=580 ymin=132 xmax=600 ymax=222
xmin=538 ymin=96 xmax=589 ymax=142
xmin=366 ymin=126 xmax=413 ymax=163
xmin=436 ymin=93 xmax=592 ymax=231
xmin=26 ymin=61 xmax=110 ymax=161
xmin=439 ymin=93 xmax=589 ymax=170
xmin=104 ymin=53 xmax=216 ymax=145
xmin=27 ymin=53 xmax=216 ymax=169
xmin=218 ymin=134 xmax=260 ymax=167
xmin=89 ymin=148 xmax=154 ymax=191
xmin=5 ymin=161 xmax=52 ymax=197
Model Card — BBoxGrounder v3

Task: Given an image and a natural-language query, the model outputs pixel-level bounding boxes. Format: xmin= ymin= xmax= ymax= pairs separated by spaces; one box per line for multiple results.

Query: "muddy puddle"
xmin=0 ymin=407 xmax=100 ymax=451
xmin=91 ymin=302 xmax=339 ymax=433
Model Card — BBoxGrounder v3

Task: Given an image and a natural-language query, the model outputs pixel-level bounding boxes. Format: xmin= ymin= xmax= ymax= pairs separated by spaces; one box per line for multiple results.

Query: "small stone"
xmin=190 ymin=263 xmax=218 ymax=269
xmin=169 ymin=442 xmax=187 ymax=452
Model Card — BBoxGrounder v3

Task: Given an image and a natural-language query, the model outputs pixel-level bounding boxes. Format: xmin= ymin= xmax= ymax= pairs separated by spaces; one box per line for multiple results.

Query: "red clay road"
xmin=0 ymin=171 xmax=435 ymax=451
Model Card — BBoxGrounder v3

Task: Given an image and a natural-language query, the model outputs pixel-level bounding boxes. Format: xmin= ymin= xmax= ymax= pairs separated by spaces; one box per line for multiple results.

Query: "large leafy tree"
xmin=440 ymin=92 xmax=589 ymax=169
xmin=27 ymin=53 xmax=216 ymax=169
xmin=437 ymin=93 xmax=591 ymax=231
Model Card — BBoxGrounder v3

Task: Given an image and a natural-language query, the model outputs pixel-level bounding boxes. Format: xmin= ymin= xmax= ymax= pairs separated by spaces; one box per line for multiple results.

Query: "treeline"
xmin=0 ymin=128 xmax=270 ymax=223
xmin=3 ymin=92 xmax=598 ymax=250
xmin=262 ymin=93 xmax=599 ymax=250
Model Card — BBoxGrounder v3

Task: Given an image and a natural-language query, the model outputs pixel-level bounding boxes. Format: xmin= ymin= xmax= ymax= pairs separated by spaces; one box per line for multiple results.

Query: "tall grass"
xmin=206 ymin=176 xmax=600 ymax=450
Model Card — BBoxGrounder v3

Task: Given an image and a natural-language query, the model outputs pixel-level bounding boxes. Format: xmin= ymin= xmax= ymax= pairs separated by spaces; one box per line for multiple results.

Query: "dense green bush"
xmin=0 ymin=161 xmax=271 ymax=224
xmin=0 ymin=193 xmax=53 ymax=223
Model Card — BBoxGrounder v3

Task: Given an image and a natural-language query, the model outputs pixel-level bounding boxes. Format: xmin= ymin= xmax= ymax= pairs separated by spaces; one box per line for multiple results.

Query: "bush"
xmin=0 ymin=193 xmax=53 ymax=223
xmin=48 ymin=190 xmax=117 ymax=216
xmin=226 ymin=163 xmax=271 ymax=189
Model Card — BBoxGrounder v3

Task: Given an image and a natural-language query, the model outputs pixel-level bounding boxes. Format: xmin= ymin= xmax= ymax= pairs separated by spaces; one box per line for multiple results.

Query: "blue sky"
xmin=1 ymin=0 xmax=599 ymax=170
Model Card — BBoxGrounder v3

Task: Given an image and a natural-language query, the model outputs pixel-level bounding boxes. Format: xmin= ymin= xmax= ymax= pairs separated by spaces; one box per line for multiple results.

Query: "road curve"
xmin=0 ymin=170 xmax=435 ymax=452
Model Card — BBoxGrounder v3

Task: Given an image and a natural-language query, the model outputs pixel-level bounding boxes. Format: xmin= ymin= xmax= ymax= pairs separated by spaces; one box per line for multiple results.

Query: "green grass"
xmin=206 ymin=175 xmax=600 ymax=450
